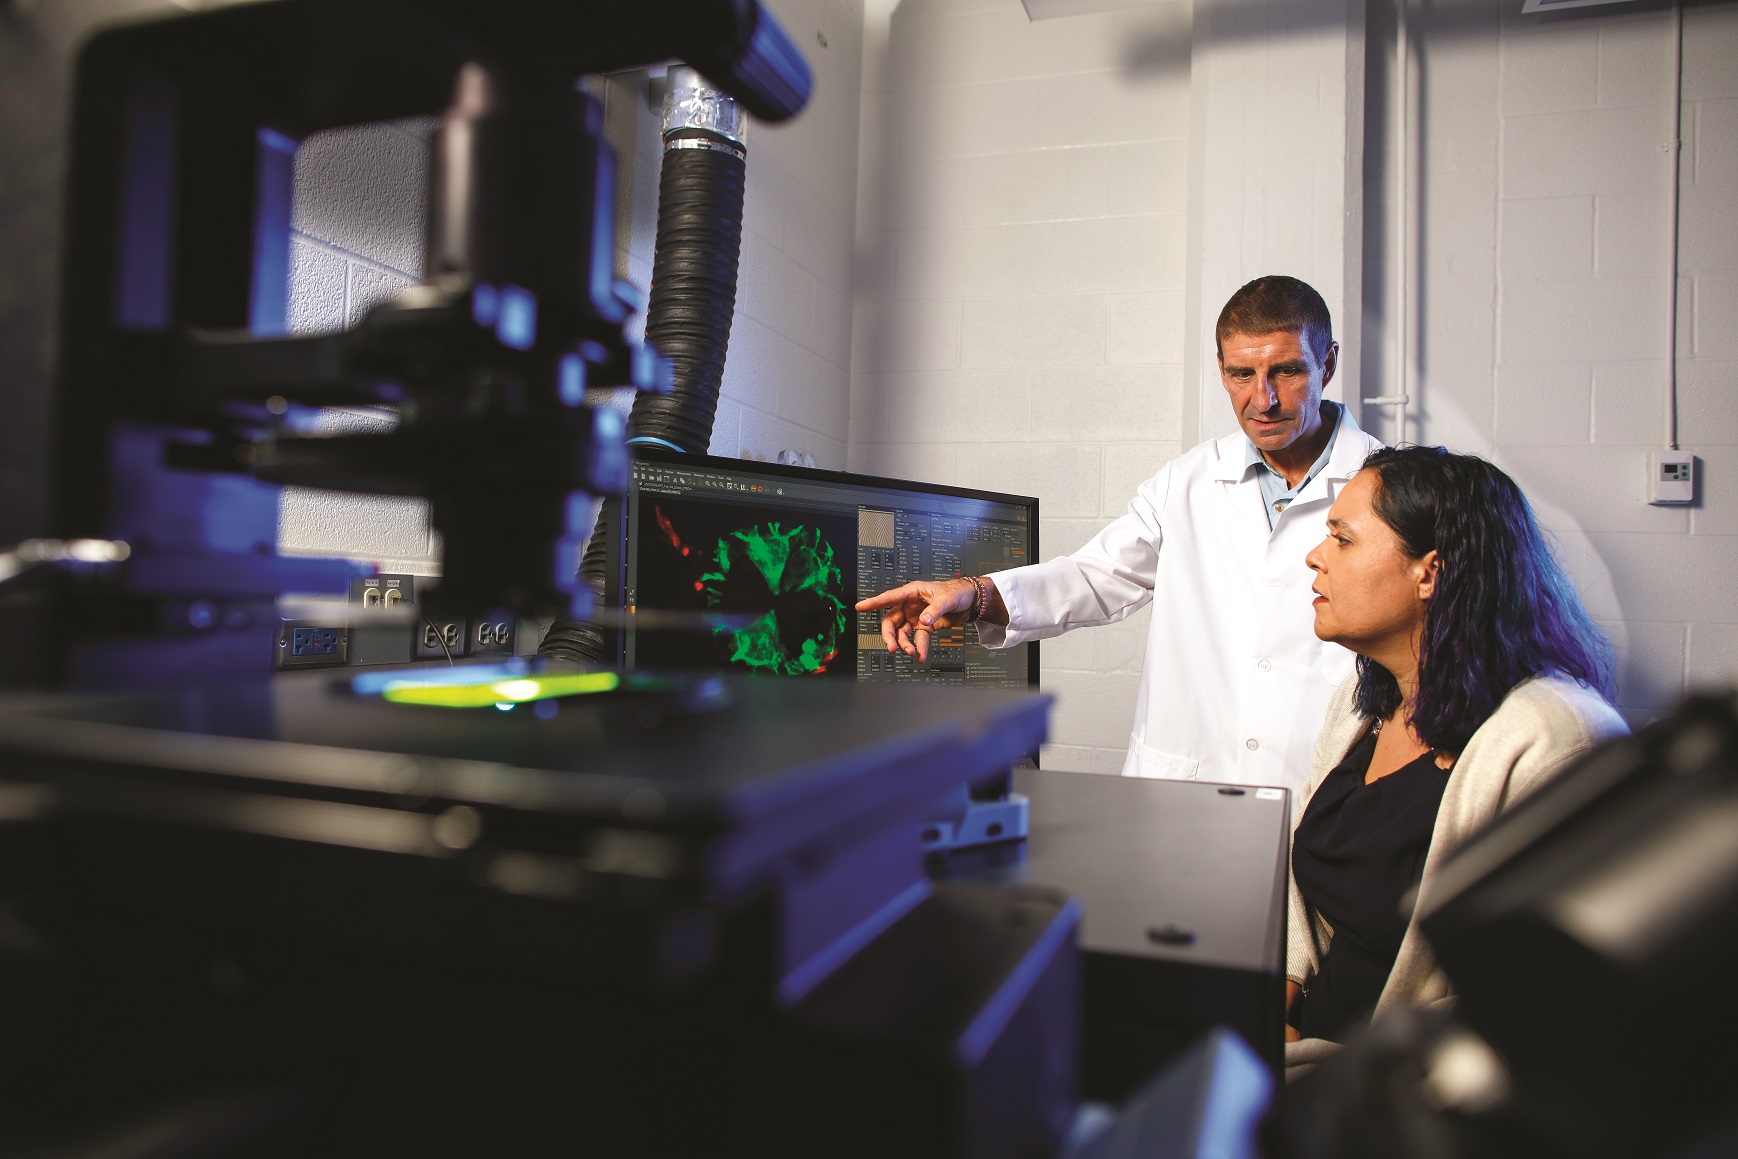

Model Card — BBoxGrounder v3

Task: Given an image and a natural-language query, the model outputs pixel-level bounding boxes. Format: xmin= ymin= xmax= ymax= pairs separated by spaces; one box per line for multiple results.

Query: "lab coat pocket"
xmin=1129 ymin=737 xmax=1201 ymax=781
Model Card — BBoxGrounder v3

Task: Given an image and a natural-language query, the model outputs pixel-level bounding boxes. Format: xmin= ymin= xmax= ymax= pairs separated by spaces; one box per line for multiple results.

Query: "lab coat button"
xmin=1258 ymin=659 xmax=1272 ymax=672
xmin=1245 ymin=738 xmax=1259 ymax=751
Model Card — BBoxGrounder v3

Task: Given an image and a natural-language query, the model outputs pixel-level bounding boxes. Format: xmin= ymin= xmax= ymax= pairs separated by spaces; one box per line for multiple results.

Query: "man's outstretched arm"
xmin=858 ymin=460 xmax=1172 ymax=662
xmin=855 ymin=577 xmax=1008 ymax=664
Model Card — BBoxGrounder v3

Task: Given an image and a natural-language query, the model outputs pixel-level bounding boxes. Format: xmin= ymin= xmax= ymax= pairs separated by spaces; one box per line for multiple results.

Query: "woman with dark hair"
xmin=1284 ymin=445 xmax=1625 ymax=1060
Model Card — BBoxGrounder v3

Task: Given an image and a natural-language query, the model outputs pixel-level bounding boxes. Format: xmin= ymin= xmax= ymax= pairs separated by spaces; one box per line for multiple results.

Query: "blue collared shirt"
xmin=1246 ymin=402 xmax=1344 ymax=531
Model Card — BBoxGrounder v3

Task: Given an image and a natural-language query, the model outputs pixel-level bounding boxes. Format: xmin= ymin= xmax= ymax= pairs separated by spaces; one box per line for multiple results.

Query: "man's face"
xmin=1217 ymin=329 xmax=1338 ymax=454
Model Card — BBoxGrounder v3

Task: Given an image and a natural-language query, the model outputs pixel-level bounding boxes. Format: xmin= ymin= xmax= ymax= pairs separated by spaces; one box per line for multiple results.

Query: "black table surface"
xmin=0 ymin=671 xmax=1051 ymax=899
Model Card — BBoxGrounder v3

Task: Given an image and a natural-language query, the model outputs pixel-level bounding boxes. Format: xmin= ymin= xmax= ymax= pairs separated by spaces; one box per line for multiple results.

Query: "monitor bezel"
xmin=604 ymin=447 xmax=1040 ymax=687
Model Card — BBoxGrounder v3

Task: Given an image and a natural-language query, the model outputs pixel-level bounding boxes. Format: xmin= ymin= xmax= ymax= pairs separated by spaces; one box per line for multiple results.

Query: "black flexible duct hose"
xmin=628 ymin=134 xmax=746 ymax=453
xmin=540 ymin=77 xmax=746 ymax=665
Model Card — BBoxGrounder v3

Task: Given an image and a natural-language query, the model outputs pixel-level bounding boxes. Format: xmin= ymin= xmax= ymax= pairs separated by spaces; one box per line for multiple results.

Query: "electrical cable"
xmin=1666 ymin=0 xmax=1684 ymax=451
xmin=421 ymin=613 xmax=456 ymax=666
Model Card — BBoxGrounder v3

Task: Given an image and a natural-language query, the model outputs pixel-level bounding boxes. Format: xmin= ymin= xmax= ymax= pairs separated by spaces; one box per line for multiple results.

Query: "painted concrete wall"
xmin=1384 ymin=0 xmax=1738 ymax=724
xmin=717 ymin=0 xmax=866 ymax=467
xmin=848 ymin=0 xmax=1193 ymax=773
xmin=1183 ymin=0 xmax=1364 ymax=444
xmin=282 ymin=118 xmax=438 ymax=573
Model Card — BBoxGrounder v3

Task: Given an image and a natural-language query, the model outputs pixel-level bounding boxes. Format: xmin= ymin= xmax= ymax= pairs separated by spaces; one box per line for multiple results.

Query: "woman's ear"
xmin=1415 ymin=550 xmax=1440 ymax=601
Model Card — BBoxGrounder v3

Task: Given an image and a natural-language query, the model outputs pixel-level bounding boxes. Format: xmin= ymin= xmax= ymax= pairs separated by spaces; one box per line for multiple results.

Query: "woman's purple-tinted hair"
xmin=1352 ymin=445 xmax=1616 ymax=753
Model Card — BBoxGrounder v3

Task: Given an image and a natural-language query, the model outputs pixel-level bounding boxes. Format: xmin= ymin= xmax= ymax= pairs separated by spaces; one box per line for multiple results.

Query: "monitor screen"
xmin=607 ymin=450 xmax=1038 ymax=687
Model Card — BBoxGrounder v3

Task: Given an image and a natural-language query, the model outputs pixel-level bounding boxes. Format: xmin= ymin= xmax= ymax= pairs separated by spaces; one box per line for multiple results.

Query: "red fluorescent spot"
xmin=693 ymin=580 xmax=704 ymax=591
xmin=654 ymin=506 xmax=685 ymax=551
xmin=682 ymin=547 xmax=691 ymax=556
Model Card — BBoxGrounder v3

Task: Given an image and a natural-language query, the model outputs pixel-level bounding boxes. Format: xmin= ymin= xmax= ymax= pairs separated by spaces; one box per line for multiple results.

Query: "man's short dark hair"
xmin=1215 ymin=275 xmax=1334 ymax=361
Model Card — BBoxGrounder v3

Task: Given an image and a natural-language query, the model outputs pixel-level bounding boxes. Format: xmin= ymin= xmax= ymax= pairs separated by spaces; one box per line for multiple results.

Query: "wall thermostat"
xmin=1649 ymin=450 xmax=1695 ymax=506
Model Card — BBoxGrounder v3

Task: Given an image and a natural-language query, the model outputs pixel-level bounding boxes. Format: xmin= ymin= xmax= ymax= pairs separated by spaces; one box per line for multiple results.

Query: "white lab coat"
xmin=978 ymin=411 xmax=1384 ymax=801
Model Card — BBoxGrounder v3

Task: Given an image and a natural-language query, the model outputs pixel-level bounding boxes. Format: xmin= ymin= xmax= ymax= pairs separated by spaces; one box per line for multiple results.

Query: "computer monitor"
xmin=605 ymin=449 xmax=1038 ymax=687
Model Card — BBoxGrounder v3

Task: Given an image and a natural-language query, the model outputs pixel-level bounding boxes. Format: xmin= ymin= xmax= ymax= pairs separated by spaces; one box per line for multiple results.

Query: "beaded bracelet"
xmin=966 ymin=575 xmax=989 ymax=624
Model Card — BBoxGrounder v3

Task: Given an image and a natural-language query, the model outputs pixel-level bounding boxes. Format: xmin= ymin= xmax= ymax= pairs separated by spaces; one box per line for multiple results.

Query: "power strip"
xmin=346 ymin=574 xmax=524 ymax=664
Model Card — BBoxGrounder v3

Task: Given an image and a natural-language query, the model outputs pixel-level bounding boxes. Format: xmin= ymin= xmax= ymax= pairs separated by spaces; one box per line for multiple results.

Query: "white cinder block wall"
xmin=1396 ymin=0 xmax=1738 ymax=725
xmin=720 ymin=0 xmax=866 ymax=467
xmin=1184 ymin=0 xmax=1363 ymax=442
xmin=848 ymin=0 xmax=1191 ymax=774
xmin=283 ymin=119 xmax=441 ymax=574
xmin=279 ymin=0 xmax=865 ymax=574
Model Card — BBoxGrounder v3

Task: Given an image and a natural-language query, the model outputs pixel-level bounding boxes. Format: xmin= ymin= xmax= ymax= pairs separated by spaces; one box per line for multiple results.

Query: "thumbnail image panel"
xmin=634 ymin=497 xmax=858 ymax=678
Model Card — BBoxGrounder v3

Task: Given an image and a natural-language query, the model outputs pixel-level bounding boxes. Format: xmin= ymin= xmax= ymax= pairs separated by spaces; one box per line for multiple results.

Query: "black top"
xmin=1291 ymin=730 xmax=1453 ymax=1042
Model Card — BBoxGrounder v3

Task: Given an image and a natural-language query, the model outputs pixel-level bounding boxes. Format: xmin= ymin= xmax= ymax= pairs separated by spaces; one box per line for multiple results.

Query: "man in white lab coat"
xmin=856 ymin=275 xmax=1383 ymax=800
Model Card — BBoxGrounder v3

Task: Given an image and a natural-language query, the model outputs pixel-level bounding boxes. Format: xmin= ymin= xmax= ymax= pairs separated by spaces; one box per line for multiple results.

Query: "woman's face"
xmin=1305 ymin=470 xmax=1437 ymax=659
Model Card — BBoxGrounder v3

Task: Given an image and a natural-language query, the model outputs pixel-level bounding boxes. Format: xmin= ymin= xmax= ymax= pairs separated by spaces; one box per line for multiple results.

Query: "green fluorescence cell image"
xmin=698 ymin=522 xmax=848 ymax=675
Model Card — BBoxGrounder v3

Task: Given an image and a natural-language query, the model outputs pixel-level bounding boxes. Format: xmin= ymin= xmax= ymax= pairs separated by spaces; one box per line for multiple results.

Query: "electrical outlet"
xmin=469 ymin=614 xmax=516 ymax=655
xmin=353 ymin=573 xmax=416 ymax=609
xmin=276 ymin=621 xmax=348 ymax=669
xmin=292 ymin=626 xmax=341 ymax=656
xmin=1649 ymin=451 xmax=1695 ymax=506
xmin=416 ymin=618 xmax=467 ymax=660
xmin=350 ymin=573 xmax=418 ymax=665
xmin=410 ymin=614 xmax=518 ymax=659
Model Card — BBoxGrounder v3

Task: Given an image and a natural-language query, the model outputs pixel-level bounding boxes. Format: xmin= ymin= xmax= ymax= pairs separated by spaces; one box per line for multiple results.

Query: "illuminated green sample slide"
xmin=380 ymin=669 xmax=620 ymax=708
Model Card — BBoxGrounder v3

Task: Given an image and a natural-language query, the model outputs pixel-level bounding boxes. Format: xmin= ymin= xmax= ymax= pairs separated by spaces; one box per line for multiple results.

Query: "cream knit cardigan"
xmin=1283 ymin=672 xmax=1628 ymax=1069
